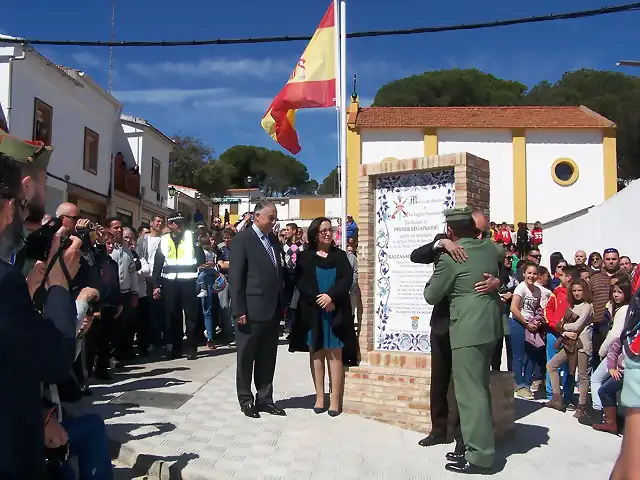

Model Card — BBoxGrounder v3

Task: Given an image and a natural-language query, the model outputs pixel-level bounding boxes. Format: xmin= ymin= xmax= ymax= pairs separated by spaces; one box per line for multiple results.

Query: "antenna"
xmin=351 ymin=73 xmax=357 ymax=101
xmin=108 ymin=0 xmax=116 ymax=94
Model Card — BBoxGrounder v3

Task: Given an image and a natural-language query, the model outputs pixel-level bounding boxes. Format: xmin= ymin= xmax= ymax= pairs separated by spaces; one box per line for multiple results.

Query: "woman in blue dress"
xmin=288 ymin=217 xmax=357 ymax=416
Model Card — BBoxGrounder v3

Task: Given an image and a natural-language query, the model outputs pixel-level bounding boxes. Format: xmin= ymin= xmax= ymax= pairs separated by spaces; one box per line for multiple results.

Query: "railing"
xmin=114 ymin=159 xmax=140 ymax=197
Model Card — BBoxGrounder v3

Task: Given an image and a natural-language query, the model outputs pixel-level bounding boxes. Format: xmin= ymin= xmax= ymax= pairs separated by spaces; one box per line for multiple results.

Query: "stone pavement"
xmin=71 ymin=345 xmax=622 ymax=480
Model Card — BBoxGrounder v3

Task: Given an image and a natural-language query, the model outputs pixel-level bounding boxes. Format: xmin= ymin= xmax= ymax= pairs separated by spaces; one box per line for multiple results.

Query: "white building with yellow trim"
xmin=345 ymin=99 xmax=617 ymax=224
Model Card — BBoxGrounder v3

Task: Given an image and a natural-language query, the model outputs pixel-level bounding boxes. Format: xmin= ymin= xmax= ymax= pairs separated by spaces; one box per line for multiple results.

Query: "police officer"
xmin=151 ymin=212 xmax=205 ymax=360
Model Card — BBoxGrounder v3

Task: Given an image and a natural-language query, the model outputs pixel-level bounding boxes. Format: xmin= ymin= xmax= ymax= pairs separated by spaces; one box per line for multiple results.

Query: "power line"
xmin=1 ymin=2 xmax=639 ymax=48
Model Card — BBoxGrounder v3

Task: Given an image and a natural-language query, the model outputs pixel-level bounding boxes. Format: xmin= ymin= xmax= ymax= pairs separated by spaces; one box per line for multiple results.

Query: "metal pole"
xmin=339 ymin=0 xmax=348 ymax=250
xmin=108 ymin=0 xmax=116 ymax=94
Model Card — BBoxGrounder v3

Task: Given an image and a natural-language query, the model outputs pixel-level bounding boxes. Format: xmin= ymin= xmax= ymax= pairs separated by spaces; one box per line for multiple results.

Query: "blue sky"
xmin=2 ymin=0 xmax=640 ymax=184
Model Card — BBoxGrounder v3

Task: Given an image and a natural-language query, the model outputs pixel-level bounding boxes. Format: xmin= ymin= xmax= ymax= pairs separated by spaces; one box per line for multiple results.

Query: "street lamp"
xmin=246 ymin=176 xmax=253 ymax=213
xmin=167 ymin=186 xmax=179 ymax=213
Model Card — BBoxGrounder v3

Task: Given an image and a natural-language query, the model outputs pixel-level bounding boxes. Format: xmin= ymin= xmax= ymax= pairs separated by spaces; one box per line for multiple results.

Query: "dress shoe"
xmin=445 ymin=459 xmax=493 ymax=475
xmin=445 ymin=441 xmax=466 ymax=462
xmin=418 ymin=434 xmax=449 ymax=447
xmin=257 ymin=403 xmax=287 ymax=416
xmin=241 ymin=404 xmax=260 ymax=418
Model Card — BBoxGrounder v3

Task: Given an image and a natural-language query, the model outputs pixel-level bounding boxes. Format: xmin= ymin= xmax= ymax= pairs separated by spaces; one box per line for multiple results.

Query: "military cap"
xmin=0 ymin=128 xmax=53 ymax=169
xmin=443 ymin=206 xmax=473 ymax=222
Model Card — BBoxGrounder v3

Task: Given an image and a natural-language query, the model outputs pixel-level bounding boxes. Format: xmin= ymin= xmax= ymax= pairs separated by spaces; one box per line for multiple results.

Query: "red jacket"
xmin=544 ymin=285 xmax=569 ymax=333
xmin=632 ymin=267 xmax=640 ymax=294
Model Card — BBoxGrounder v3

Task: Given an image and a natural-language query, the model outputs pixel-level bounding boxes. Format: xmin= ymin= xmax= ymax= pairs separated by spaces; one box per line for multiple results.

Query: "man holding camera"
xmin=0 ymin=130 xmax=84 ymax=478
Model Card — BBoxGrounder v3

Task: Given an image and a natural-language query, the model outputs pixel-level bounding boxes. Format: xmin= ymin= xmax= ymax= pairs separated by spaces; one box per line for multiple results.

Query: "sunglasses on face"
xmin=557 ymin=265 xmax=566 ymax=270
xmin=60 ymin=215 xmax=79 ymax=221
xmin=530 ymin=254 xmax=542 ymax=259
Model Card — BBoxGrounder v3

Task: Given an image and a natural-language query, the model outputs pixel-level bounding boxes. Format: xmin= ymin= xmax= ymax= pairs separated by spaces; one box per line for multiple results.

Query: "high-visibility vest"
xmin=159 ymin=230 xmax=198 ymax=280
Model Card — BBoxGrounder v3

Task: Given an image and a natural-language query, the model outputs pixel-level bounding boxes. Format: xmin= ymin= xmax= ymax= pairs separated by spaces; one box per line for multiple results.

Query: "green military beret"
xmin=443 ymin=206 xmax=473 ymax=222
xmin=0 ymin=128 xmax=53 ymax=169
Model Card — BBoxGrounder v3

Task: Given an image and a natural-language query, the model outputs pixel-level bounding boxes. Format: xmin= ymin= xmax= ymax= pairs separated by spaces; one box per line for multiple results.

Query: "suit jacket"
xmin=411 ymin=233 xmax=451 ymax=335
xmin=424 ymin=238 xmax=503 ymax=349
xmin=0 ymin=261 xmax=77 ymax=479
xmin=229 ymin=227 xmax=284 ymax=322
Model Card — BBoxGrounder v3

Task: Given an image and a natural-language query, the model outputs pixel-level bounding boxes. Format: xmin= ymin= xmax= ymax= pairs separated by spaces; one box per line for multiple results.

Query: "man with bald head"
xmin=56 ymin=202 xmax=80 ymax=232
xmin=574 ymin=250 xmax=587 ymax=267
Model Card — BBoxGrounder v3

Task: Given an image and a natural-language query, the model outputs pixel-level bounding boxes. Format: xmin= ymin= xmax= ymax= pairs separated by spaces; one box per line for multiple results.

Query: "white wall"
xmin=540 ymin=179 xmax=640 ymax=266
xmin=438 ymin=128 xmax=513 ymax=222
xmin=45 ymin=175 xmax=66 ymax=216
xmin=361 ymin=129 xmax=424 ymax=165
xmin=525 ymin=129 xmax=604 ymax=223
xmin=7 ymin=50 xmax=119 ymax=196
xmin=140 ymin=131 xmax=171 ymax=208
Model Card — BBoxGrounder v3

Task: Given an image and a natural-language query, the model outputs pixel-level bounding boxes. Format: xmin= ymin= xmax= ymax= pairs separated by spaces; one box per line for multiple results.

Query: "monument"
xmin=343 ymin=153 xmax=515 ymax=440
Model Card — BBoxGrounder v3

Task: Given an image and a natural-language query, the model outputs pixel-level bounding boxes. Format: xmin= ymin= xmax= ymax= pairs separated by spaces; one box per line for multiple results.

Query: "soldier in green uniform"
xmin=424 ymin=207 xmax=504 ymax=474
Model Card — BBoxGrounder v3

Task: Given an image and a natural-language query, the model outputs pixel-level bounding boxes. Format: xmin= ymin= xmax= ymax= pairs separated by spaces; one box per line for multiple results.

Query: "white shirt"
xmin=514 ymin=282 xmax=542 ymax=321
xmin=146 ymin=235 xmax=162 ymax=273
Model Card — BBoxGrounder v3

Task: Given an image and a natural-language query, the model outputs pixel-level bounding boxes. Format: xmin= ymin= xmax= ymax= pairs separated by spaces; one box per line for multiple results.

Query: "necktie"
xmin=261 ymin=234 xmax=277 ymax=267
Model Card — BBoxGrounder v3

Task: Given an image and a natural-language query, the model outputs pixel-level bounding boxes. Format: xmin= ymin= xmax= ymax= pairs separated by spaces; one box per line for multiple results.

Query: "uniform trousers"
xmin=163 ymin=279 xmax=199 ymax=354
xmin=451 ymin=341 xmax=496 ymax=468
xmin=429 ymin=330 xmax=462 ymax=441
xmin=235 ymin=316 xmax=280 ymax=407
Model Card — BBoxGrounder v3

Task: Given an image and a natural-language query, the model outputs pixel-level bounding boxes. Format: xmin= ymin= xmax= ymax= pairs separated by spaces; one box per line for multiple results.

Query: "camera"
xmin=21 ymin=217 xmax=72 ymax=261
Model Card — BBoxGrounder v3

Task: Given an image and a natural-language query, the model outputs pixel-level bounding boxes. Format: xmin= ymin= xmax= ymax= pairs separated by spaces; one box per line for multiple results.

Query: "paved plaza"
xmin=71 ymin=345 xmax=622 ymax=479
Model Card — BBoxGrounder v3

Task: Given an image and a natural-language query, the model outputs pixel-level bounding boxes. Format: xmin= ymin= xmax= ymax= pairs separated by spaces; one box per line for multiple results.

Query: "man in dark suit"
xmin=229 ymin=200 xmax=286 ymax=418
xmin=0 ymin=133 xmax=82 ymax=478
xmin=411 ymin=208 xmax=499 ymax=455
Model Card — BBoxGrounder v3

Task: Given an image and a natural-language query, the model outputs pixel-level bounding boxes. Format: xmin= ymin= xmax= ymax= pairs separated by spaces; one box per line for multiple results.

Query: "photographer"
xmin=0 ymin=132 xmax=82 ymax=478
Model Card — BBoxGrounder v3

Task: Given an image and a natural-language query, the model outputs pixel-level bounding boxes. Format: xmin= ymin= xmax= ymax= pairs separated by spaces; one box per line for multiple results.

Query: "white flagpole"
xmin=339 ymin=0 xmax=348 ymax=250
xmin=333 ymin=0 xmax=342 ymax=224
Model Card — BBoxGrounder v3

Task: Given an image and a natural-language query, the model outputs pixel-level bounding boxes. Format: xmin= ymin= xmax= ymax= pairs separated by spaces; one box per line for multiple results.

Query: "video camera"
xmin=22 ymin=217 xmax=95 ymax=261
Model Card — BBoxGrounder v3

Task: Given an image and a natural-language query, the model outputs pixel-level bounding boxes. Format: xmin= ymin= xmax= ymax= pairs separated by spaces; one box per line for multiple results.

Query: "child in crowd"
xmin=196 ymin=234 xmax=219 ymax=298
xmin=545 ymin=279 xmax=594 ymax=416
xmin=592 ymin=338 xmax=625 ymax=434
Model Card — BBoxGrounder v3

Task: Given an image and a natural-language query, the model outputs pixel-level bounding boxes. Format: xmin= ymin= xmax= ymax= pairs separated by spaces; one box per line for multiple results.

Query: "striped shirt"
xmin=590 ymin=271 xmax=614 ymax=324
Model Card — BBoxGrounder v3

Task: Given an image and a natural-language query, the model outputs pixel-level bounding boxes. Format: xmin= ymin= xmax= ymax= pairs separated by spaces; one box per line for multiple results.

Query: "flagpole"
xmin=339 ymin=0 xmax=348 ymax=250
xmin=333 ymin=0 xmax=342 ymax=228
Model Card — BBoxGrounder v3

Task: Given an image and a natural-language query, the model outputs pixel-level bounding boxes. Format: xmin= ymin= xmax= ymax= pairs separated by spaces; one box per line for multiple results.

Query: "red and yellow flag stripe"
xmin=261 ymin=2 xmax=337 ymax=154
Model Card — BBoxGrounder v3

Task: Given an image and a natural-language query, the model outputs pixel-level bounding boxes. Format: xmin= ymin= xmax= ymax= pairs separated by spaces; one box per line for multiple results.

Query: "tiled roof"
xmin=352 ymin=105 xmax=615 ymax=129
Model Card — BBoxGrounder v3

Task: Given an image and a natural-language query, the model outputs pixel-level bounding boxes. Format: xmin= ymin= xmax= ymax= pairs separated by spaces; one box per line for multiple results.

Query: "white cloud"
xmin=71 ymin=51 xmax=104 ymax=68
xmin=126 ymin=57 xmax=292 ymax=80
xmin=113 ymin=87 xmax=273 ymax=113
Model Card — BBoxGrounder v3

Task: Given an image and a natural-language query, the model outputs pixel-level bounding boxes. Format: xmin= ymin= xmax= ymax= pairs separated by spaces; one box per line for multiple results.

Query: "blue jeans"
xmin=509 ymin=318 xmax=529 ymax=388
xmin=57 ymin=414 xmax=113 ymax=480
xmin=599 ymin=377 xmax=623 ymax=408
xmin=202 ymin=283 xmax=219 ymax=340
xmin=591 ymin=359 xmax=611 ymax=410
xmin=196 ymin=268 xmax=217 ymax=291
xmin=525 ymin=344 xmax=546 ymax=383
xmin=546 ymin=332 xmax=573 ymax=402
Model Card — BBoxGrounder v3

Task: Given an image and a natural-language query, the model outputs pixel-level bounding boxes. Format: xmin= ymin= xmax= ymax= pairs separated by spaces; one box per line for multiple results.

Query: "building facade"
xmin=346 ymin=99 xmax=617 ymax=224
xmin=0 ymin=38 xmax=122 ymax=222
xmin=113 ymin=115 xmax=173 ymax=228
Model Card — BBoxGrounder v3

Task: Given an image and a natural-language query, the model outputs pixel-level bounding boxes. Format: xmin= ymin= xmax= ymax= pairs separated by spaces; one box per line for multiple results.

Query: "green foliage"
xmin=219 ymin=145 xmax=317 ymax=196
xmin=373 ymin=68 xmax=640 ymax=181
xmin=318 ymin=167 xmax=339 ymax=195
xmin=169 ymin=135 xmax=233 ymax=197
xmin=373 ymin=69 xmax=527 ymax=107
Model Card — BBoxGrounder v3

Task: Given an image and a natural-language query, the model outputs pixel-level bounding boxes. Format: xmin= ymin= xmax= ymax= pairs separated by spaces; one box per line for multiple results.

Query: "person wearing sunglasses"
xmin=515 ymin=248 xmax=542 ymax=283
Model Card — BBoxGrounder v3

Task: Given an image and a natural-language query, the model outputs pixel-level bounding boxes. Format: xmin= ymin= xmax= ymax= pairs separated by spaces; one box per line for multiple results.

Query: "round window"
xmin=554 ymin=161 xmax=574 ymax=182
xmin=551 ymin=158 xmax=579 ymax=186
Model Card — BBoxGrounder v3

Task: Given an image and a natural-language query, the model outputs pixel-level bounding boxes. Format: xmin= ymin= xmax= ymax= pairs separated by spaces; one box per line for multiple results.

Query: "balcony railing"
xmin=114 ymin=158 xmax=140 ymax=197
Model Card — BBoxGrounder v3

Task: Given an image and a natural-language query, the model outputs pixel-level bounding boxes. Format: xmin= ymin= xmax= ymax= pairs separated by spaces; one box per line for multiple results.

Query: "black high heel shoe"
xmin=328 ymin=409 xmax=341 ymax=417
xmin=313 ymin=407 xmax=326 ymax=414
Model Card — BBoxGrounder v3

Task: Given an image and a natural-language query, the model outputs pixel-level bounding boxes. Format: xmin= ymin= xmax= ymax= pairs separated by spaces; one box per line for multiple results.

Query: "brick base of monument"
xmin=343 ymin=352 xmax=515 ymax=440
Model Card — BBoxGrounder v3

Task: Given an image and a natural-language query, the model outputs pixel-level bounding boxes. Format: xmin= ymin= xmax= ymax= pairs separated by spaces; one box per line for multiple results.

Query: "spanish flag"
xmin=261 ymin=2 xmax=337 ymax=154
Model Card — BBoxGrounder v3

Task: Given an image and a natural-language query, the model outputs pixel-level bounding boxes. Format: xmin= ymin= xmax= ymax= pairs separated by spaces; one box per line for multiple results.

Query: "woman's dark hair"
xmin=611 ymin=273 xmax=632 ymax=306
xmin=549 ymin=252 xmax=565 ymax=273
xmin=588 ymin=251 xmax=602 ymax=267
xmin=307 ymin=216 xmax=332 ymax=250
xmin=568 ymin=279 xmax=592 ymax=306
xmin=538 ymin=265 xmax=550 ymax=277
xmin=521 ymin=260 xmax=539 ymax=273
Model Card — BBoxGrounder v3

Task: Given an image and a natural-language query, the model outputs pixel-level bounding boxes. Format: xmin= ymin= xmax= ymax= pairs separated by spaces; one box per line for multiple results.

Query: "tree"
xmin=373 ymin=68 xmax=640 ymax=182
xmin=219 ymin=145 xmax=317 ymax=196
xmin=318 ymin=167 xmax=339 ymax=195
xmin=169 ymin=135 xmax=233 ymax=197
xmin=373 ymin=69 xmax=527 ymax=107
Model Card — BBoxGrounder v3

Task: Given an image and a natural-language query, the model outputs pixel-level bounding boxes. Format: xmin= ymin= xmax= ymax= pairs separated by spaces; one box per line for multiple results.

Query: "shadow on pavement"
xmin=277 ymin=394 xmax=317 ymax=410
xmin=514 ymin=398 xmax=543 ymax=420
xmin=92 ymin=377 xmax=190 ymax=396
xmin=493 ymin=422 xmax=550 ymax=472
xmin=115 ymin=450 xmax=198 ymax=479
